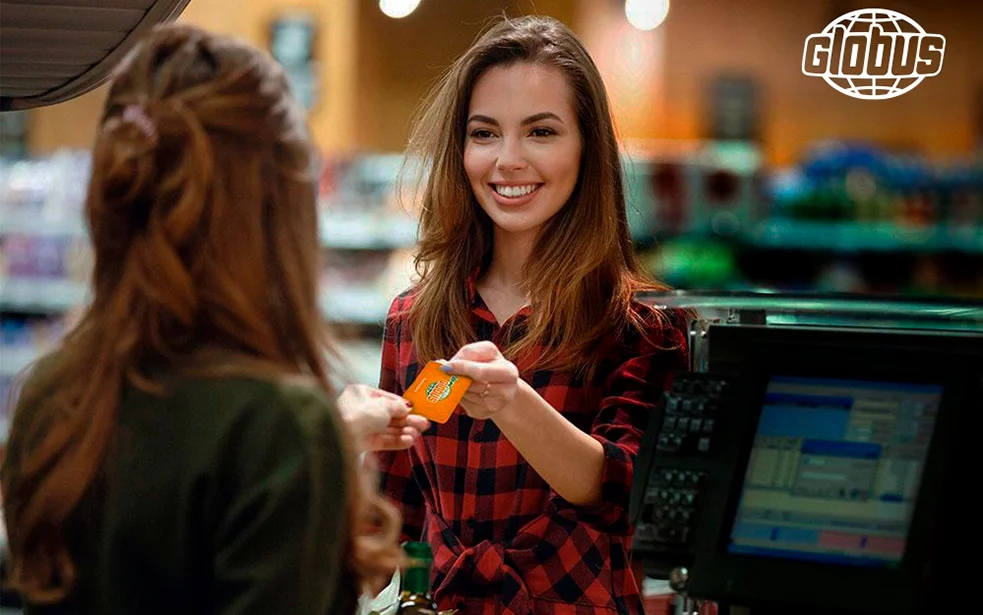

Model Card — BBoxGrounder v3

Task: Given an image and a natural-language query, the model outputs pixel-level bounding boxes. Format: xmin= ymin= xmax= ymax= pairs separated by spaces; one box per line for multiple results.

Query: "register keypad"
xmin=634 ymin=373 xmax=732 ymax=549
xmin=656 ymin=373 xmax=730 ymax=455
xmin=637 ymin=469 xmax=708 ymax=545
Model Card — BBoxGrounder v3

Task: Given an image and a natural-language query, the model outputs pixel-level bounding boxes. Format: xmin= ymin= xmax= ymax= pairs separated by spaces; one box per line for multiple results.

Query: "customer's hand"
xmin=441 ymin=341 xmax=519 ymax=421
xmin=336 ymin=384 xmax=429 ymax=451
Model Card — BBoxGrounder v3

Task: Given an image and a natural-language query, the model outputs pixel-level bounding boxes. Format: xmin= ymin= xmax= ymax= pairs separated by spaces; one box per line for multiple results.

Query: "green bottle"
xmin=397 ymin=542 xmax=439 ymax=615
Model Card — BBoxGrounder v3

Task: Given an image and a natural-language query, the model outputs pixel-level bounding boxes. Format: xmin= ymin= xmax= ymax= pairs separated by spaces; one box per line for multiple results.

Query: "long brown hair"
xmin=0 ymin=23 xmax=400 ymax=602
xmin=405 ymin=14 xmax=672 ymax=378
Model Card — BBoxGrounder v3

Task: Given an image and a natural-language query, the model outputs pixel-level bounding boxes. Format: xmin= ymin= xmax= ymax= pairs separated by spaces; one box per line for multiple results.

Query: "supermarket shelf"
xmin=0 ymin=342 xmax=384 ymax=385
xmin=0 ymin=277 xmax=88 ymax=312
xmin=946 ymin=225 xmax=983 ymax=252
xmin=746 ymin=221 xmax=983 ymax=253
xmin=6 ymin=207 xmax=981 ymax=254
xmin=318 ymin=210 xmax=417 ymax=249
xmin=320 ymin=286 xmax=391 ymax=325
xmin=0 ymin=207 xmax=420 ymax=250
xmin=0 ymin=277 xmax=394 ymax=326
xmin=0 ymin=345 xmax=41 ymax=377
xmin=331 ymin=340 xmax=384 ymax=387
xmin=0 ymin=212 xmax=88 ymax=237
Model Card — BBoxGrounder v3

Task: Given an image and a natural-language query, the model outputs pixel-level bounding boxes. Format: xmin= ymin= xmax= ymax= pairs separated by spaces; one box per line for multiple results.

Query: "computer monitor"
xmin=727 ymin=375 xmax=942 ymax=569
xmin=631 ymin=324 xmax=983 ymax=615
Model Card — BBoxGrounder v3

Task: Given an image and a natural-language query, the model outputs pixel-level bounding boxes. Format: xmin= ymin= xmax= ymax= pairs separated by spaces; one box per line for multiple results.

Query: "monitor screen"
xmin=728 ymin=375 xmax=942 ymax=568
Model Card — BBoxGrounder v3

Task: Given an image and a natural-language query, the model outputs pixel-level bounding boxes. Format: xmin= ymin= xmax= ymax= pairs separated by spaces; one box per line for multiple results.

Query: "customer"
xmin=0 ymin=23 xmax=424 ymax=614
xmin=377 ymin=14 xmax=689 ymax=615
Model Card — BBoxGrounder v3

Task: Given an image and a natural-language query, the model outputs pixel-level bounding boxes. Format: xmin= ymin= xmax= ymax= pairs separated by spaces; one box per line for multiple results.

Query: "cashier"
xmin=375 ymin=15 xmax=688 ymax=615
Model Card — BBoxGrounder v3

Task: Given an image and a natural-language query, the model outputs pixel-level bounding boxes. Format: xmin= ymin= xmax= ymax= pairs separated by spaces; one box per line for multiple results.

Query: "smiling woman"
xmin=375 ymin=14 xmax=690 ymax=615
xmin=464 ymin=62 xmax=583 ymax=250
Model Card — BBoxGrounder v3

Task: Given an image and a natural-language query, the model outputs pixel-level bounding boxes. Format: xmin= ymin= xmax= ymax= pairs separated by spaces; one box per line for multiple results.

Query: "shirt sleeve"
xmin=553 ymin=308 xmax=689 ymax=536
xmin=374 ymin=295 xmax=427 ymax=544
xmin=209 ymin=386 xmax=352 ymax=615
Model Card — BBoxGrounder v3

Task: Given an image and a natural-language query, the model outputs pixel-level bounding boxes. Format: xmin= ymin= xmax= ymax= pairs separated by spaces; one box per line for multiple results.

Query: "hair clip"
xmin=122 ymin=104 xmax=158 ymax=143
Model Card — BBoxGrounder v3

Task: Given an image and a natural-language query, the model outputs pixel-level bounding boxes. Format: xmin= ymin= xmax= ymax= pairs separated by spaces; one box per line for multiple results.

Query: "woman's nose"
xmin=495 ymin=137 xmax=527 ymax=171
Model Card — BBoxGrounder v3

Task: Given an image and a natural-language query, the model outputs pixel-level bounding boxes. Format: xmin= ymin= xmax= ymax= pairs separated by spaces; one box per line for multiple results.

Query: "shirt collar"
xmin=467 ymin=266 xmax=534 ymax=327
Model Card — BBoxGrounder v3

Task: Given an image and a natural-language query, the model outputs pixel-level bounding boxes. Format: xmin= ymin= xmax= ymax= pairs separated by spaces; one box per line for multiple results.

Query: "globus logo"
xmin=802 ymin=9 xmax=945 ymax=100
xmin=426 ymin=376 xmax=459 ymax=403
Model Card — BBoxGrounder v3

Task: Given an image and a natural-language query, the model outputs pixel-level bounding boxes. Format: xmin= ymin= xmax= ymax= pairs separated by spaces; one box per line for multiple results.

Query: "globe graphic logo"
xmin=802 ymin=9 xmax=946 ymax=100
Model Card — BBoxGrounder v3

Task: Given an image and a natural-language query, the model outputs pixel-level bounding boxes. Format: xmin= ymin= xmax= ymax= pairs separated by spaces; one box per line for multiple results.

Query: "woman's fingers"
xmin=368 ymin=423 xmax=427 ymax=451
xmin=449 ymin=341 xmax=501 ymax=361
xmin=402 ymin=413 xmax=430 ymax=432
xmin=386 ymin=398 xmax=412 ymax=419
xmin=443 ymin=358 xmax=515 ymax=383
xmin=374 ymin=416 xmax=429 ymax=437
xmin=369 ymin=387 xmax=411 ymax=404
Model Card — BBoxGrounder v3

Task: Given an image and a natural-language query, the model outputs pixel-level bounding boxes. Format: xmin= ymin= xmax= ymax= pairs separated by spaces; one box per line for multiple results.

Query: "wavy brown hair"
xmin=0 ymin=23 xmax=400 ymax=603
xmin=404 ymin=15 xmax=674 ymax=378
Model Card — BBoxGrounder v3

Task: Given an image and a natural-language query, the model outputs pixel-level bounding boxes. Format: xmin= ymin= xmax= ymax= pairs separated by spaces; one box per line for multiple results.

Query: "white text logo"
xmin=802 ymin=9 xmax=945 ymax=100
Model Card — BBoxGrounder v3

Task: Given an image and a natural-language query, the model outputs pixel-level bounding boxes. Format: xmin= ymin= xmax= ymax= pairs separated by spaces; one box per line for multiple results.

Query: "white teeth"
xmin=494 ymin=184 xmax=537 ymax=198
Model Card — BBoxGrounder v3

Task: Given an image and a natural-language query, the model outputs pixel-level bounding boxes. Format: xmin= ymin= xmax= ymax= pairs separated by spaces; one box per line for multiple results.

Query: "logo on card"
xmin=802 ymin=9 xmax=945 ymax=100
xmin=426 ymin=376 xmax=459 ymax=403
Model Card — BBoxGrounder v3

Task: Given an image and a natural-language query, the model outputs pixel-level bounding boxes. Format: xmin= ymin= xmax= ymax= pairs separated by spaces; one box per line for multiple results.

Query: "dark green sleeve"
xmin=208 ymin=383 xmax=354 ymax=615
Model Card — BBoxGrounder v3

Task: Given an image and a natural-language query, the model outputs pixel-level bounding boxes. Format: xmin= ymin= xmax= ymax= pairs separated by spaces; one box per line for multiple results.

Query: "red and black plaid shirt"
xmin=375 ymin=278 xmax=688 ymax=615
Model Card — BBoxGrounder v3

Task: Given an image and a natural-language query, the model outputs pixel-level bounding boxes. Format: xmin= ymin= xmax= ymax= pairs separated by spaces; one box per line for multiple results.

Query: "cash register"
xmin=630 ymin=291 xmax=983 ymax=615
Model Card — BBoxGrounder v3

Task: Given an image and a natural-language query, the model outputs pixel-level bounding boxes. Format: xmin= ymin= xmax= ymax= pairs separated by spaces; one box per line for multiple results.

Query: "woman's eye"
xmin=530 ymin=127 xmax=556 ymax=138
xmin=470 ymin=129 xmax=495 ymax=139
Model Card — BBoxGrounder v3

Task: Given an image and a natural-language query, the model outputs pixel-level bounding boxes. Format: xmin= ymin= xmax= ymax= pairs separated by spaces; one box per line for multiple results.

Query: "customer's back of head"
xmin=0 ymin=23 xmax=400 ymax=612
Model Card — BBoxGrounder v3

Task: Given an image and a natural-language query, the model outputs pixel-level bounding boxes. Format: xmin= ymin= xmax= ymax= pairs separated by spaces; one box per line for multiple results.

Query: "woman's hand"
xmin=336 ymin=384 xmax=430 ymax=450
xmin=442 ymin=341 xmax=519 ymax=420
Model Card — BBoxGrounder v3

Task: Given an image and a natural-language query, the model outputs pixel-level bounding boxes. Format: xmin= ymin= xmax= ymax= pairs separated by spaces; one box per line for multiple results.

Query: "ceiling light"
xmin=379 ymin=0 xmax=422 ymax=19
xmin=625 ymin=0 xmax=670 ymax=31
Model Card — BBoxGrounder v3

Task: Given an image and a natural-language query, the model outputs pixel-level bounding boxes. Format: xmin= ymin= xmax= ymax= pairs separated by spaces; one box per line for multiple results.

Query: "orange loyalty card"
xmin=402 ymin=361 xmax=472 ymax=424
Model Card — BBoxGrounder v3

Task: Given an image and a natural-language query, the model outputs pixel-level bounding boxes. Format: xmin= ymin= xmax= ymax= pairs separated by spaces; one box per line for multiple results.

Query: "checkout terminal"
xmin=630 ymin=291 xmax=983 ymax=615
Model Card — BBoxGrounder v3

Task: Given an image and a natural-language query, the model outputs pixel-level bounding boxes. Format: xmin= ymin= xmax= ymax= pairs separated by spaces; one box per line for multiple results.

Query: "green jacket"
xmin=10 ymin=372 xmax=358 ymax=615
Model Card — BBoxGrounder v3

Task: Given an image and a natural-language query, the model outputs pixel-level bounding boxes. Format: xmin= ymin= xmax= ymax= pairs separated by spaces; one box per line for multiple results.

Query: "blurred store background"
xmin=2 ymin=0 xmax=982 ymax=445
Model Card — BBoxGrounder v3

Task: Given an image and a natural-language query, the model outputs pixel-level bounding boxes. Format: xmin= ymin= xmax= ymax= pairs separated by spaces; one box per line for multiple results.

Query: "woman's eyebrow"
xmin=467 ymin=114 xmax=498 ymax=126
xmin=466 ymin=111 xmax=563 ymax=126
xmin=521 ymin=111 xmax=562 ymax=125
